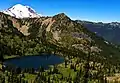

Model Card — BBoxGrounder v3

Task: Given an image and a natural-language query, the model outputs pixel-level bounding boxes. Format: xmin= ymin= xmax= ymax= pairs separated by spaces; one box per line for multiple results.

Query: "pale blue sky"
xmin=0 ymin=0 xmax=120 ymax=23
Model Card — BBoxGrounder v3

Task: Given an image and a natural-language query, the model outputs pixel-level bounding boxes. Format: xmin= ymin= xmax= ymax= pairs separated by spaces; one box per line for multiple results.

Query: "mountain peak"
xmin=56 ymin=13 xmax=69 ymax=18
xmin=12 ymin=4 xmax=24 ymax=7
xmin=2 ymin=4 xmax=41 ymax=18
xmin=53 ymin=13 xmax=71 ymax=21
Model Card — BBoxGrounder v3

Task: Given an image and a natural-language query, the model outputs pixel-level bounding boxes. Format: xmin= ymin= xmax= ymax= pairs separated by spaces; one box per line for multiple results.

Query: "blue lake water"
xmin=4 ymin=54 xmax=64 ymax=69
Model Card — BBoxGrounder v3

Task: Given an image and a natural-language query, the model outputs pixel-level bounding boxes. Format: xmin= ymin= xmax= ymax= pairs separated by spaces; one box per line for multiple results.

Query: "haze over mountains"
xmin=76 ymin=20 xmax=120 ymax=45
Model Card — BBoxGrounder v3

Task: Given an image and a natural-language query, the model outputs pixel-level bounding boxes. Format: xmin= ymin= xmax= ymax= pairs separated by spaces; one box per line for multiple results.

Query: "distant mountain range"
xmin=76 ymin=20 xmax=120 ymax=44
xmin=2 ymin=4 xmax=40 ymax=18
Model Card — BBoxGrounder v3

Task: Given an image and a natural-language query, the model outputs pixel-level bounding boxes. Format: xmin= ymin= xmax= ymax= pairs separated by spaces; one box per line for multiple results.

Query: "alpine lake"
xmin=3 ymin=54 xmax=64 ymax=70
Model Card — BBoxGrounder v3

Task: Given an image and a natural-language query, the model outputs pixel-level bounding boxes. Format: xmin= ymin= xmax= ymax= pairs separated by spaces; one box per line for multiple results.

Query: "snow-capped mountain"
xmin=2 ymin=4 xmax=41 ymax=18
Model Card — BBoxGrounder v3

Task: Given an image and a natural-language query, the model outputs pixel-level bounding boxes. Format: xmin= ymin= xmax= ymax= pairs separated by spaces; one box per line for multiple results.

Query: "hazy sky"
xmin=0 ymin=0 xmax=120 ymax=22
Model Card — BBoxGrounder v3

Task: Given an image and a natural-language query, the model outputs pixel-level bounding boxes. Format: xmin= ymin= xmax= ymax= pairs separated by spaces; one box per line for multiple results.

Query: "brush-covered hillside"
xmin=0 ymin=12 xmax=120 ymax=64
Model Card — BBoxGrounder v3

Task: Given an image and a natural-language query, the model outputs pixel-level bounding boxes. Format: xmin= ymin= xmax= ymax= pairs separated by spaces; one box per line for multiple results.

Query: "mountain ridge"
xmin=76 ymin=20 xmax=120 ymax=44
